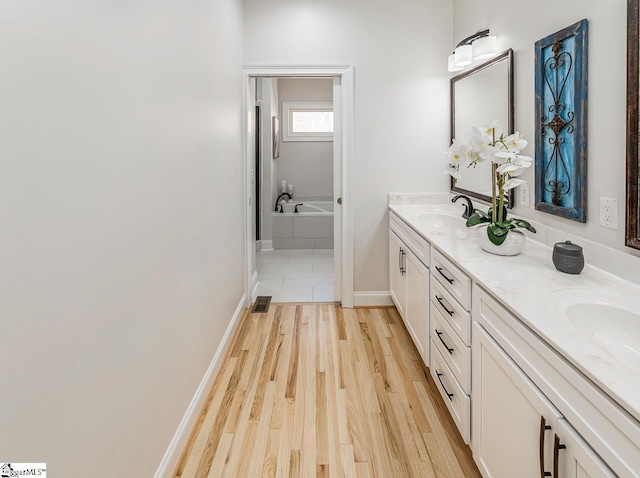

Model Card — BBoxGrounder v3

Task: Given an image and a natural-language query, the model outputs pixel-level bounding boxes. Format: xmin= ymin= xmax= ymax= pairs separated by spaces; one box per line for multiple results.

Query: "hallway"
xmin=174 ymin=304 xmax=480 ymax=477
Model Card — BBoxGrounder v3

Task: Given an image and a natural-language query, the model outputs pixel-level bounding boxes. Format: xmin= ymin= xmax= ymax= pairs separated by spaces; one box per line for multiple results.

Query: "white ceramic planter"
xmin=476 ymin=224 xmax=525 ymax=256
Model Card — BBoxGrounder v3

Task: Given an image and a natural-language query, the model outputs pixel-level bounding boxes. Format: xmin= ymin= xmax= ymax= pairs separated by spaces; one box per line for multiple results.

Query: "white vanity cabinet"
xmin=389 ymin=229 xmax=407 ymax=317
xmin=388 ymin=202 xmax=640 ymax=478
xmin=473 ymin=321 xmax=563 ymax=477
xmin=472 ymin=285 xmax=630 ymax=478
xmin=389 ymin=213 xmax=430 ymax=365
xmin=429 ymin=249 xmax=472 ymax=443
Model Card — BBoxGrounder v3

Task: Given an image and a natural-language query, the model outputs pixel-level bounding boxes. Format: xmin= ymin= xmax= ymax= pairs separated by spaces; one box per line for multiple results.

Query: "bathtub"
xmin=272 ymin=200 xmax=334 ymax=249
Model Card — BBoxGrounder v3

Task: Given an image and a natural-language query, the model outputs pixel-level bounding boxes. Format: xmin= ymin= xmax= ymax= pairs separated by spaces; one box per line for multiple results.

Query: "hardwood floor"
xmin=174 ymin=304 xmax=481 ymax=477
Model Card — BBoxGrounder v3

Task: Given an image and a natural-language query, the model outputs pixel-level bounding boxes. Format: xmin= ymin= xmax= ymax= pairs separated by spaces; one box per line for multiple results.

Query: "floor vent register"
xmin=251 ymin=296 xmax=272 ymax=313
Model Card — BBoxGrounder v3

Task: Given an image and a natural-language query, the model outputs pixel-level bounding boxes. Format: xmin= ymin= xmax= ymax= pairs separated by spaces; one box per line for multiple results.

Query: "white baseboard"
xmin=260 ymin=240 xmax=273 ymax=252
xmin=154 ymin=294 xmax=247 ymax=478
xmin=251 ymin=270 xmax=259 ymax=302
xmin=353 ymin=291 xmax=393 ymax=307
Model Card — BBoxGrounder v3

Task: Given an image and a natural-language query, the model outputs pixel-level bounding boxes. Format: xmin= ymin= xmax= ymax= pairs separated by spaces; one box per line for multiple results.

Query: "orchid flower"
xmin=502 ymin=177 xmax=527 ymax=191
xmin=495 ymin=162 xmax=525 ymax=176
xmin=502 ymin=131 xmax=528 ymax=152
xmin=445 ymin=168 xmax=462 ymax=181
xmin=444 ymin=122 xmax=536 ymax=245
xmin=446 ymin=139 xmax=467 ymax=165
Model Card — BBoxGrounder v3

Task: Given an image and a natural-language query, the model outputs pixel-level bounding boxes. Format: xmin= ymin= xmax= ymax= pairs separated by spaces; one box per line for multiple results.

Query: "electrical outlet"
xmin=519 ymin=183 xmax=530 ymax=207
xmin=599 ymin=197 xmax=618 ymax=230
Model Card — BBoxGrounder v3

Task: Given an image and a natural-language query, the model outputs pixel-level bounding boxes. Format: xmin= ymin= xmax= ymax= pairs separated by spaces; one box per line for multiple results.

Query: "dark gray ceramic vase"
xmin=552 ymin=240 xmax=584 ymax=274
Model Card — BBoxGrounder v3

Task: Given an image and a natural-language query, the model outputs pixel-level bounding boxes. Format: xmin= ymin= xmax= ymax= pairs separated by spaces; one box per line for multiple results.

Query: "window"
xmin=282 ymin=102 xmax=333 ymax=142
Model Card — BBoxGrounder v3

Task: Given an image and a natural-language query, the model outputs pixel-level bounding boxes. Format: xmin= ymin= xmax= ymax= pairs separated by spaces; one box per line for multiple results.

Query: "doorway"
xmin=242 ymin=66 xmax=354 ymax=307
xmin=255 ymin=104 xmax=261 ymax=242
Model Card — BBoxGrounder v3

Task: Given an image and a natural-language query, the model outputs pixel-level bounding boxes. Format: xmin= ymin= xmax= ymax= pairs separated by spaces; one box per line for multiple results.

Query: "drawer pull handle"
xmin=436 ymin=371 xmax=454 ymax=400
xmin=539 ymin=416 xmax=552 ymax=478
xmin=400 ymin=249 xmax=406 ymax=276
xmin=435 ymin=295 xmax=454 ymax=316
xmin=435 ymin=266 xmax=454 ymax=284
xmin=553 ymin=434 xmax=566 ymax=478
xmin=435 ymin=330 xmax=454 ymax=354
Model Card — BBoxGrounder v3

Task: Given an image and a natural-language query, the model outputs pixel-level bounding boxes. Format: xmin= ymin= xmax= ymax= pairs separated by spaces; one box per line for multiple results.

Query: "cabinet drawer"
xmin=431 ymin=303 xmax=471 ymax=394
xmin=431 ymin=279 xmax=471 ymax=345
xmin=431 ymin=341 xmax=471 ymax=444
xmin=431 ymin=250 xmax=471 ymax=310
xmin=390 ymin=213 xmax=430 ymax=267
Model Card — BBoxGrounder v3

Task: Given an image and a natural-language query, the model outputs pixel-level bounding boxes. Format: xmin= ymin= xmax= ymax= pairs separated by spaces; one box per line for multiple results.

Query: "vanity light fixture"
xmin=454 ymin=44 xmax=473 ymax=67
xmin=449 ymin=29 xmax=498 ymax=72
xmin=472 ymin=34 xmax=498 ymax=60
xmin=448 ymin=54 xmax=464 ymax=72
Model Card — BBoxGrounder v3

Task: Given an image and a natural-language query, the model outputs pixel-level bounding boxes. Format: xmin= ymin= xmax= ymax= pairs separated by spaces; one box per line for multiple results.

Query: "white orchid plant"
xmin=446 ymin=123 xmax=536 ymax=246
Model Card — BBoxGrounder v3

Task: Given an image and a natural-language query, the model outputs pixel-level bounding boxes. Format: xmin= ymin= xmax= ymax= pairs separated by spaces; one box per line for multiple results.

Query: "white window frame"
xmin=282 ymin=101 xmax=333 ymax=142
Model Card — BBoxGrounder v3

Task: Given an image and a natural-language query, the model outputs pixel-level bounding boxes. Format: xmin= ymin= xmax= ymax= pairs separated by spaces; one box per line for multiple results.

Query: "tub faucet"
xmin=452 ymin=194 xmax=475 ymax=219
xmin=274 ymin=192 xmax=292 ymax=211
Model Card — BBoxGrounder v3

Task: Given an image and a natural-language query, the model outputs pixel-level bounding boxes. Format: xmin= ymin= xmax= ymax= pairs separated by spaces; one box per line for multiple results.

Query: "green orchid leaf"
xmin=466 ymin=212 xmax=490 ymax=227
xmin=487 ymin=205 xmax=509 ymax=221
xmin=510 ymin=219 xmax=537 ymax=233
xmin=487 ymin=224 xmax=509 ymax=245
xmin=495 ymin=221 xmax=514 ymax=230
xmin=488 ymin=223 xmax=510 ymax=236
xmin=471 ymin=209 xmax=491 ymax=220
xmin=477 ymin=209 xmax=491 ymax=219
xmin=498 ymin=204 xmax=509 ymax=221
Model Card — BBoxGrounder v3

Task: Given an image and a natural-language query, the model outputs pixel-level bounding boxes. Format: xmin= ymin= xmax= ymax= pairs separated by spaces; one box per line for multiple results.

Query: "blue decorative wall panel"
xmin=535 ymin=19 xmax=588 ymax=222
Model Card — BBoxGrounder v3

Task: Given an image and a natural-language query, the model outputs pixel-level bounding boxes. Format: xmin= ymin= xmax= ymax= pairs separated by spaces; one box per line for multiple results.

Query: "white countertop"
xmin=389 ymin=203 xmax=640 ymax=423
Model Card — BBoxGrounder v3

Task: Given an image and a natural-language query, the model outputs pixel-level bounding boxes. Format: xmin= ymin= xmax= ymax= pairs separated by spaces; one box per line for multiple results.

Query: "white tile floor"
xmin=255 ymin=249 xmax=334 ymax=303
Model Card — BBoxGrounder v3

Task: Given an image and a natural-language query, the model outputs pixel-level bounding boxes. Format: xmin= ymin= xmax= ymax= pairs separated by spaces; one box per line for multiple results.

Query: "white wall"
xmin=453 ymin=0 xmax=640 ymax=258
xmin=244 ymin=0 xmax=454 ymax=292
xmin=276 ymin=78 xmax=334 ymax=201
xmin=0 ymin=0 xmax=245 ymax=475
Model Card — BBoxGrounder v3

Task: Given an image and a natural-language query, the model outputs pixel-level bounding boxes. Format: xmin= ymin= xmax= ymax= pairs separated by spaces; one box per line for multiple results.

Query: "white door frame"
xmin=241 ymin=65 xmax=354 ymax=308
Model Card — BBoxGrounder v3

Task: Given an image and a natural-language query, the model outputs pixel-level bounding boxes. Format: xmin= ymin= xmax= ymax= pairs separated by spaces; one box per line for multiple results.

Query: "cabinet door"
xmin=389 ymin=230 xmax=406 ymax=318
xmin=472 ymin=323 xmax=563 ymax=478
xmin=405 ymin=251 xmax=429 ymax=364
xmin=555 ymin=420 xmax=615 ymax=478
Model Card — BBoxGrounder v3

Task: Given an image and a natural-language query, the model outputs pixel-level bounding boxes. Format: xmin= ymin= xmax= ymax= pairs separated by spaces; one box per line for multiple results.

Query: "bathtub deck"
xmin=271 ymin=200 xmax=334 ymax=250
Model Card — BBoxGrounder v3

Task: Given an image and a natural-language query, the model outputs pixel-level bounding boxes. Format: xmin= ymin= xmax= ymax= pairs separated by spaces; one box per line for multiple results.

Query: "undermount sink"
xmin=416 ymin=212 xmax=467 ymax=236
xmin=545 ymin=289 xmax=640 ymax=369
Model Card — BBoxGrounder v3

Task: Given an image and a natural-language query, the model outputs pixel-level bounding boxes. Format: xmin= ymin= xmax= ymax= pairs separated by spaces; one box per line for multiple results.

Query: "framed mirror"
xmin=627 ymin=0 xmax=640 ymax=249
xmin=451 ymin=49 xmax=514 ymax=207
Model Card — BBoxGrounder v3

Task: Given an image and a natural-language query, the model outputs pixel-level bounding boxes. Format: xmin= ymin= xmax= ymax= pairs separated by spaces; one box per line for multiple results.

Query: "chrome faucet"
xmin=452 ymin=194 xmax=475 ymax=219
xmin=274 ymin=192 xmax=293 ymax=212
